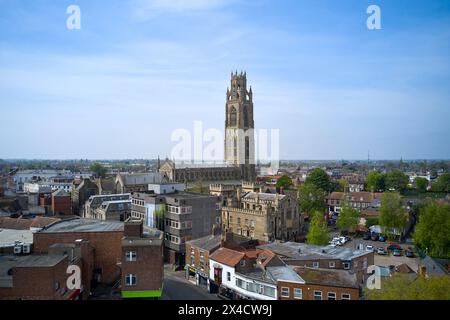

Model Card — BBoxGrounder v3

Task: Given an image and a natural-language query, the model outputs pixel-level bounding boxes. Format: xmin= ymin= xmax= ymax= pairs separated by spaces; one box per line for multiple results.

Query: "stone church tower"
xmin=224 ymin=71 xmax=256 ymax=181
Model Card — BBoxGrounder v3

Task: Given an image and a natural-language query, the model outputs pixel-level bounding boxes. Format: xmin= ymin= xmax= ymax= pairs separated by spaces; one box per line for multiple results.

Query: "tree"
xmin=432 ymin=173 xmax=450 ymax=193
xmin=336 ymin=201 xmax=360 ymax=233
xmin=306 ymin=211 xmax=330 ymax=245
xmin=366 ymin=171 xmax=385 ymax=192
xmin=413 ymin=201 xmax=450 ymax=258
xmin=379 ymin=192 xmax=408 ymax=240
xmin=276 ymin=175 xmax=293 ymax=190
xmin=364 ymin=273 xmax=450 ymax=300
xmin=90 ymin=162 xmax=107 ymax=178
xmin=337 ymin=178 xmax=349 ymax=192
xmin=415 ymin=177 xmax=428 ymax=193
xmin=298 ymin=183 xmax=326 ymax=216
xmin=305 ymin=168 xmax=332 ymax=192
xmin=384 ymin=170 xmax=409 ymax=192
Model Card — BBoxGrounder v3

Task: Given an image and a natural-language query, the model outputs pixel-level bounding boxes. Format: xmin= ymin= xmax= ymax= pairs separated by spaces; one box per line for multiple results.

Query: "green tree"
xmin=385 ymin=170 xmax=409 ymax=192
xmin=337 ymin=178 xmax=349 ymax=192
xmin=366 ymin=171 xmax=385 ymax=192
xmin=379 ymin=192 xmax=408 ymax=240
xmin=336 ymin=201 xmax=360 ymax=232
xmin=276 ymin=175 xmax=293 ymax=190
xmin=415 ymin=177 xmax=428 ymax=193
xmin=298 ymin=183 xmax=326 ymax=216
xmin=364 ymin=274 xmax=450 ymax=300
xmin=89 ymin=162 xmax=107 ymax=178
xmin=305 ymin=168 xmax=332 ymax=192
xmin=153 ymin=206 xmax=166 ymax=231
xmin=306 ymin=211 xmax=330 ymax=245
xmin=432 ymin=172 xmax=450 ymax=193
xmin=414 ymin=201 xmax=450 ymax=258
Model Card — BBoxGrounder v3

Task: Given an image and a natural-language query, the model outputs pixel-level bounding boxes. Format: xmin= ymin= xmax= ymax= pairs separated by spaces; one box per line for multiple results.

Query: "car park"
xmin=377 ymin=247 xmax=387 ymax=255
xmin=405 ymin=248 xmax=415 ymax=258
xmin=387 ymin=243 xmax=402 ymax=252
xmin=363 ymin=233 xmax=371 ymax=240
xmin=366 ymin=245 xmax=375 ymax=252
xmin=392 ymin=249 xmax=403 ymax=256
xmin=378 ymin=235 xmax=386 ymax=242
xmin=371 ymin=233 xmax=379 ymax=241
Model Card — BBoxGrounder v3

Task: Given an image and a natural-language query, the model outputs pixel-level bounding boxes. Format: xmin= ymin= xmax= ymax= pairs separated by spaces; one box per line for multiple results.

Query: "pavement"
xmin=161 ymin=265 xmax=220 ymax=300
xmin=334 ymin=234 xmax=420 ymax=272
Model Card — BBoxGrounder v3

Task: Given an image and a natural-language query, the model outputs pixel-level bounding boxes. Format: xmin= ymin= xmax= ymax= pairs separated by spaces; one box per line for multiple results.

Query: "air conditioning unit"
xmin=14 ymin=245 xmax=22 ymax=254
xmin=22 ymin=243 xmax=31 ymax=254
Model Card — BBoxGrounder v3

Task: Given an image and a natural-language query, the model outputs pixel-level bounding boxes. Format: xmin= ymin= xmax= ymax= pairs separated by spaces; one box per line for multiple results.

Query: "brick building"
xmin=278 ymin=267 xmax=360 ymax=300
xmin=120 ymin=218 xmax=164 ymax=299
xmin=222 ymin=188 xmax=302 ymax=242
xmin=185 ymin=233 xmax=221 ymax=289
xmin=52 ymin=189 xmax=72 ymax=216
xmin=33 ymin=218 xmax=123 ymax=284
xmin=258 ymin=242 xmax=374 ymax=283
xmin=0 ymin=239 xmax=94 ymax=300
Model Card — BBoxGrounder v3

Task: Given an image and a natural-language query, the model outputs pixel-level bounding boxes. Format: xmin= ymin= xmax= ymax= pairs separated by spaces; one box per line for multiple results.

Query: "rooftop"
xmin=210 ymin=247 xmax=245 ymax=267
xmin=38 ymin=218 xmax=123 ymax=233
xmin=187 ymin=234 xmax=221 ymax=252
xmin=293 ymin=266 xmax=359 ymax=289
xmin=266 ymin=265 xmax=305 ymax=284
xmin=0 ymin=228 xmax=33 ymax=247
xmin=0 ymin=255 xmax=67 ymax=287
xmin=243 ymin=192 xmax=286 ymax=202
xmin=257 ymin=241 xmax=370 ymax=261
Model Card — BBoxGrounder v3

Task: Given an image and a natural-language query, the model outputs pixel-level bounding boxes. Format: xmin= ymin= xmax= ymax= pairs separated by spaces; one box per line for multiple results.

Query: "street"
xmin=161 ymin=266 xmax=220 ymax=300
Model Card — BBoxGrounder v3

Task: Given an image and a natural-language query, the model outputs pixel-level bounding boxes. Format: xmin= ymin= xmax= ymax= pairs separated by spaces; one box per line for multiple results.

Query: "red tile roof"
xmin=210 ymin=247 xmax=245 ymax=267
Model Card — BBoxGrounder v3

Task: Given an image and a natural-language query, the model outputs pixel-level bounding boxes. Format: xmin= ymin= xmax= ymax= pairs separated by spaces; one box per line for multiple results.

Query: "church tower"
xmin=224 ymin=71 xmax=256 ymax=181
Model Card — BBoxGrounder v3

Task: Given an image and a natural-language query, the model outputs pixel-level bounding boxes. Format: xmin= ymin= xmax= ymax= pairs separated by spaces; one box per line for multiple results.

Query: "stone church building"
xmin=159 ymin=71 xmax=256 ymax=183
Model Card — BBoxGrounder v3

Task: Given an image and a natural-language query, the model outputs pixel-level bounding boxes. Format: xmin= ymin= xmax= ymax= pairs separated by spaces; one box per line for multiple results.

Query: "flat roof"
xmin=187 ymin=234 xmax=221 ymax=252
xmin=39 ymin=218 xmax=123 ymax=233
xmin=0 ymin=229 xmax=33 ymax=247
xmin=257 ymin=242 xmax=370 ymax=261
xmin=0 ymin=255 xmax=67 ymax=287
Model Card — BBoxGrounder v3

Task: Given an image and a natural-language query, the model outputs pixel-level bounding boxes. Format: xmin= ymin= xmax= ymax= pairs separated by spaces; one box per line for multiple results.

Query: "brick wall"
xmin=33 ymin=231 xmax=123 ymax=284
xmin=122 ymin=244 xmax=163 ymax=292
xmin=278 ymin=281 xmax=360 ymax=300
xmin=52 ymin=195 xmax=72 ymax=215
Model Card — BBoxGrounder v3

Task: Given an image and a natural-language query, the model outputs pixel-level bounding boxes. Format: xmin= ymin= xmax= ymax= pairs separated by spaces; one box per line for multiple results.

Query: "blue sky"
xmin=0 ymin=0 xmax=449 ymax=160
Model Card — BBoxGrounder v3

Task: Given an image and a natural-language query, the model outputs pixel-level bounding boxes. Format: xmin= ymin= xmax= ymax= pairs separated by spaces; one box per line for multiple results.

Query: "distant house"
xmin=326 ymin=192 xmax=382 ymax=215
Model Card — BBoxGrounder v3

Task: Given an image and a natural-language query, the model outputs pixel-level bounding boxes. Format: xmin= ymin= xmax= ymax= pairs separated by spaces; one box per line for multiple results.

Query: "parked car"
xmin=366 ymin=245 xmax=375 ymax=252
xmin=378 ymin=235 xmax=386 ymax=242
xmin=387 ymin=243 xmax=402 ymax=252
xmin=371 ymin=233 xmax=379 ymax=241
xmin=392 ymin=249 xmax=403 ymax=256
xmin=377 ymin=247 xmax=387 ymax=255
xmin=405 ymin=248 xmax=415 ymax=258
xmin=363 ymin=233 xmax=371 ymax=240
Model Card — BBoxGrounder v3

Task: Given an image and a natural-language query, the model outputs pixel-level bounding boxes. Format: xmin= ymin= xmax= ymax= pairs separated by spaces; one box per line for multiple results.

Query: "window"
xmin=341 ymin=293 xmax=351 ymax=300
xmin=363 ymin=258 xmax=367 ymax=269
xmin=227 ymin=272 xmax=231 ymax=282
xmin=343 ymin=262 xmax=350 ymax=270
xmin=329 ymin=261 xmax=335 ymax=268
xmin=125 ymin=274 xmax=137 ymax=286
xmin=294 ymin=288 xmax=302 ymax=299
xmin=354 ymin=261 xmax=358 ymax=268
xmin=312 ymin=261 xmax=319 ymax=268
xmin=314 ymin=291 xmax=322 ymax=300
xmin=281 ymin=287 xmax=290 ymax=298
xmin=328 ymin=292 xmax=336 ymax=300
xmin=237 ymin=217 xmax=241 ymax=225
xmin=251 ymin=220 xmax=255 ymax=228
xmin=240 ymin=260 xmax=246 ymax=267
xmin=126 ymin=251 xmax=137 ymax=262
